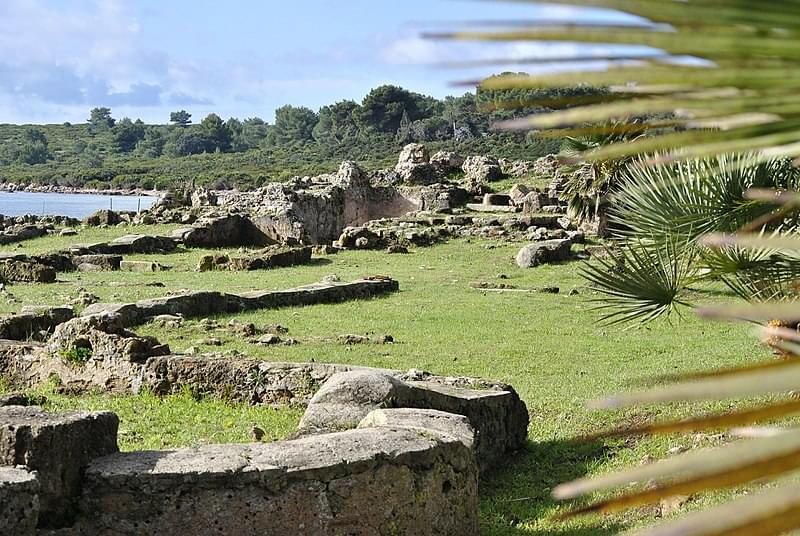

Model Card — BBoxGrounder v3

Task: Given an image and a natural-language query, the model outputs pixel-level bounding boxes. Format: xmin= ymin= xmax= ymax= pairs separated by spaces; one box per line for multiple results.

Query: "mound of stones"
xmin=0 ymin=364 xmax=527 ymax=535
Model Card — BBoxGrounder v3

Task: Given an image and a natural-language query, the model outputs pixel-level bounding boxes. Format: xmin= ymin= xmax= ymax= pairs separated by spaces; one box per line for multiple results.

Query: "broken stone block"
xmin=73 ymin=254 xmax=122 ymax=271
xmin=0 ymin=406 xmax=118 ymax=527
xmin=119 ymin=260 xmax=167 ymax=272
xmin=516 ymin=239 xmax=573 ymax=268
xmin=0 ymin=258 xmax=56 ymax=283
xmin=300 ymin=370 xmax=529 ymax=471
xmin=0 ymin=467 xmax=39 ymax=536
xmin=299 ymin=371 xmax=414 ymax=432
xmin=0 ymin=306 xmax=74 ymax=341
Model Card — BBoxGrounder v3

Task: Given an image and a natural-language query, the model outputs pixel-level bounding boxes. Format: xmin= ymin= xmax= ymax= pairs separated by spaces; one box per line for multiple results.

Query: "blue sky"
xmin=0 ymin=0 xmax=636 ymax=124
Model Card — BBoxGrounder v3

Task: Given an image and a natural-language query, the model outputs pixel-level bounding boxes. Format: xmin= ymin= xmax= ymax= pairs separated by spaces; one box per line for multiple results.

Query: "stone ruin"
xmin=0 ymin=278 xmax=529 ymax=535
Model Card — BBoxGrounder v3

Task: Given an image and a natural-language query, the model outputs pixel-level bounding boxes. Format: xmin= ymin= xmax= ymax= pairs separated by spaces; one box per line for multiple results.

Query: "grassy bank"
xmin=1 ymin=229 xmax=771 ymax=534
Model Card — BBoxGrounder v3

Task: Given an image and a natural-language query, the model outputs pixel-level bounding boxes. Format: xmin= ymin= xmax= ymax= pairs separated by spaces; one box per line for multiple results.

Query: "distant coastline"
xmin=0 ymin=182 xmax=161 ymax=198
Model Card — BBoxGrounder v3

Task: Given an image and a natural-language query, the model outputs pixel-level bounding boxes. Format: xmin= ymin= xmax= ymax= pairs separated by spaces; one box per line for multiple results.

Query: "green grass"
xmin=0 ymin=228 xmax=774 ymax=535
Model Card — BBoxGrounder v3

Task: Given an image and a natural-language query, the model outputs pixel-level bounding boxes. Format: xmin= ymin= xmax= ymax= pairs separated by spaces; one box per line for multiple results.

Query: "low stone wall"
xmin=82 ymin=278 xmax=399 ymax=328
xmin=0 ymin=361 xmax=528 ymax=535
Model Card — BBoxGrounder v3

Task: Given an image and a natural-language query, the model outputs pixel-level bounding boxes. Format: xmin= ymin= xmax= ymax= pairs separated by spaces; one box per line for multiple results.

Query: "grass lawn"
xmin=1 ymin=228 xmax=774 ymax=535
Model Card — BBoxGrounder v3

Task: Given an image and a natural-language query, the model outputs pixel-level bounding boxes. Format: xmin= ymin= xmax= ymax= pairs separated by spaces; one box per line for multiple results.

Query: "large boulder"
xmin=395 ymin=143 xmax=437 ymax=185
xmin=462 ymin=155 xmax=503 ymax=186
xmin=83 ymin=209 xmax=120 ymax=227
xmin=299 ymin=371 xmax=414 ymax=432
xmin=332 ymin=160 xmax=369 ymax=188
xmin=500 ymin=159 xmax=536 ymax=177
xmin=48 ymin=314 xmax=169 ymax=366
xmin=516 ymin=239 xmax=573 ymax=268
xmin=175 ymin=215 xmax=277 ymax=248
xmin=430 ymin=151 xmax=465 ymax=177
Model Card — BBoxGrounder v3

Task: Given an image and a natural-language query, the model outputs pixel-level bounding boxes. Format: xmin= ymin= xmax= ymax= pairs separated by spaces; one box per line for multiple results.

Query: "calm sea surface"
xmin=0 ymin=191 xmax=157 ymax=219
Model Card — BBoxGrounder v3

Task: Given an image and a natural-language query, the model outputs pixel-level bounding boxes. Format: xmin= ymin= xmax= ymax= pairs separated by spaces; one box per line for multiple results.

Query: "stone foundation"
xmin=81 ymin=278 xmax=399 ymax=328
xmin=0 ymin=357 xmax=527 ymax=535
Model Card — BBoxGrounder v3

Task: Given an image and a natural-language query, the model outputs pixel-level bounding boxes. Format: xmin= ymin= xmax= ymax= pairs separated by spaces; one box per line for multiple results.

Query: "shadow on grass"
xmin=308 ymin=257 xmax=334 ymax=267
xmin=480 ymin=438 xmax=620 ymax=536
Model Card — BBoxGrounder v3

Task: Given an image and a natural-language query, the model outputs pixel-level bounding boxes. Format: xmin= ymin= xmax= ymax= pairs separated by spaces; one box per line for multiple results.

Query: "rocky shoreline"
xmin=0 ymin=182 xmax=160 ymax=198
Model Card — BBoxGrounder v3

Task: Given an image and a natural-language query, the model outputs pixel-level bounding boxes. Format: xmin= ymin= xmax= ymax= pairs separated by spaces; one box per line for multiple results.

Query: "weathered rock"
xmin=395 ymin=143 xmax=437 ymax=185
xmin=0 ymin=406 xmax=118 ymax=527
xmin=204 ymin=246 xmax=313 ymax=272
xmin=190 ymin=188 xmax=218 ymax=208
xmin=73 ymin=254 xmax=122 ymax=271
xmin=81 ymin=279 xmax=400 ymax=329
xmin=143 ymin=358 xmax=375 ymax=406
xmin=430 ymin=150 xmax=465 ymax=176
xmin=0 ymin=467 xmax=39 ymax=536
xmin=462 ymin=155 xmax=503 ymax=185
xmin=119 ymin=260 xmax=167 ymax=273
xmin=516 ymin=239 xmax=573 ymax=268
xmin=0 ymin=306 xmax=74 ymax=341
xmin=0 ymin=224 xmax=48 ymax=245
xmin=174 ymin=215 xmax=277 ymax=249
xmin=77 ymin=426 xmax=478 ymax=536
xmin=300 ymin=370 xmax=529 ymax=470
xmin=484 ymin=193 xmax=512 ymax=206
xmin=359 ymin=408 xmax=475 ymax=450
xmin=79 ymin=234 xmax=176 ymax=255
xmin=37 ymin=314 xmax=170 ymax=392
xmin=299 ymin=371 xmax=414 ymax=431
xmin=509 ymin=184 xmax=532 ymax=205
xmin=0 ymin=258 xmax=56 ymax=283
xmin=500 ymin=159 xmax=537 ymax=177
xmin=83 ymin=210 xmax=120 ymax=227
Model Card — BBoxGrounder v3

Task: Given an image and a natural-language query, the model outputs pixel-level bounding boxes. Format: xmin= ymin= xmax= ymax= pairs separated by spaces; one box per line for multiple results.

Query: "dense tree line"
xmin=0 ymin=78 xmax=602 ymax=190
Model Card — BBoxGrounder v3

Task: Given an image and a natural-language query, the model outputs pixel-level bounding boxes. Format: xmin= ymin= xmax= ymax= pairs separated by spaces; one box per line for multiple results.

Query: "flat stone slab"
xmin=76 ymin=427 xmax=478 ymax=536
xmin=466 ymin=203 xmax=520 ymax=213
xmin=0 ymin=467 xmax=39 ymax=536
xmin=0 ymin=406 xmax=119 ymax=527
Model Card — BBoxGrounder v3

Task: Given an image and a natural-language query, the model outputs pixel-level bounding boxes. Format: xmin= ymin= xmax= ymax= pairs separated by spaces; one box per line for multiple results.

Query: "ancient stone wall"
xmin=0 ymin=362 xmax=529 ymax=535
